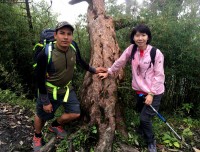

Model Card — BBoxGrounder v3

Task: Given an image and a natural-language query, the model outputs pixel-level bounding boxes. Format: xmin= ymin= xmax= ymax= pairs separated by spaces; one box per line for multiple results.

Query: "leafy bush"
xmin=0 ymin=89 xmax=34 ymax=110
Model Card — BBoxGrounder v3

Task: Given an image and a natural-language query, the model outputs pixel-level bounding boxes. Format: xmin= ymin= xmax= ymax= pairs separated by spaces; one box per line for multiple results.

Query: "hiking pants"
xmin=136 ymin=94 xmax=163 ymax=143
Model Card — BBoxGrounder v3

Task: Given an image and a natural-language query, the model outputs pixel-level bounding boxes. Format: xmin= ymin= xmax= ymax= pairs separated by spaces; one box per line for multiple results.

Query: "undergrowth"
xmin=0 ymin=89 xmax=199 ymax=151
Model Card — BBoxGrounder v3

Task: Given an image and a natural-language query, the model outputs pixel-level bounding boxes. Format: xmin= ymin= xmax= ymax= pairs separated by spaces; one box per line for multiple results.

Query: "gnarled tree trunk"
xmin=70 ymin=0 xmax=124 ymax=151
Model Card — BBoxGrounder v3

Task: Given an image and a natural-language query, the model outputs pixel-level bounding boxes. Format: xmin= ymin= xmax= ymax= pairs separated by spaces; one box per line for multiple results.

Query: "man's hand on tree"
xmin=95 ymin=67 xmax=107 ymax=74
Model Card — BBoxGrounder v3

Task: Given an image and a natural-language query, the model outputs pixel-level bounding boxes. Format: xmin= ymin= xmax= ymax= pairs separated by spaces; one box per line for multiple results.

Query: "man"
xmin=33 ymin=21 xmax=106 ymax=151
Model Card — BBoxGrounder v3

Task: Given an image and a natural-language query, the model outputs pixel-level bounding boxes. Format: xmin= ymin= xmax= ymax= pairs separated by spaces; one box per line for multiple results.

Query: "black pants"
xmin=136 ymin=94 xmax=163 ymax=143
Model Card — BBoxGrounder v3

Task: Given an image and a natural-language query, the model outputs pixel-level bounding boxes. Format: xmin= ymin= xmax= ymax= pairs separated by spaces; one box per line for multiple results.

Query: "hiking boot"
xmin=33 ymin=136 xmax=45 ymax=152
xmin=148 ymin=140 xmax=157 ymax=152
xmin=48 ymin=125 xmax=67 ymax=139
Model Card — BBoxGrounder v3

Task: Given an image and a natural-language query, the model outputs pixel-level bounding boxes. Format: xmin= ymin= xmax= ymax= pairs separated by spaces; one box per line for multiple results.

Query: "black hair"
xmin=130 ymin=24 xmax=152 ymax=44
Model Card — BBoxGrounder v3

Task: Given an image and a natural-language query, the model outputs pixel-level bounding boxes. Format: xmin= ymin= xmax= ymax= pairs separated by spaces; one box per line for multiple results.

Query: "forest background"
xmin=0 ymin=0 xmax=199 ymax=151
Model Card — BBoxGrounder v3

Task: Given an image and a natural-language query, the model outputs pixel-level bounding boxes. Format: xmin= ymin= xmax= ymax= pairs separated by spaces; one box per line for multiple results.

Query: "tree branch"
xmin=68 ymin=0 xmax=91 ymax=5
xmin=40 ymin=137 xmax=58 ymax=152
xmin=40 ymin=125 xmax=89 ymax=152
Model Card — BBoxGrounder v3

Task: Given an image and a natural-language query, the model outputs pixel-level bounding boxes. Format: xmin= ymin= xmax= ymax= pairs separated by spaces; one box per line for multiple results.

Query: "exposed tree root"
xmin=40 ymin=125 xmax=88 ymax=152
xmin=117 ymin=143 xmax=140 ymax=152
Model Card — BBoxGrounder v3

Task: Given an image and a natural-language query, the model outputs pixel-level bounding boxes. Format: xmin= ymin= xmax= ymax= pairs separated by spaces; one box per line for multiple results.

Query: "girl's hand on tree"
xmin=98 ymin=72 xmax=108 ymax=79
xmin=144 ymin=94 xmax=153 ymax=105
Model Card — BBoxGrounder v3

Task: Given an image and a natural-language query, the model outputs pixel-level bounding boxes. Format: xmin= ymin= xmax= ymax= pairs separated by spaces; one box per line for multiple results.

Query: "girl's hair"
xmin=130 ymin=24 xmax=152 ymax=44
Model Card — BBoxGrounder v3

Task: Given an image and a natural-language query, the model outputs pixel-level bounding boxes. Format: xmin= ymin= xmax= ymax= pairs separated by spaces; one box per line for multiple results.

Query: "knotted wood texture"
xmin=70 ymin=0 xmax=122 ymax=151
xmin=82 ymin=1 xmax=121 ymax=151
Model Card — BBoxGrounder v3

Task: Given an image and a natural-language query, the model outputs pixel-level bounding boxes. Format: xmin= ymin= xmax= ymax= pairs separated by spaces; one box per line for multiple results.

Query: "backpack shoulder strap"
xmin=33 ymin=43 xmax=44 ymax=51
xmin=44 ymin=42 xmax=53 ymax=64
xmin=131 ymin=45 xmax=137 ymax=60
xmin=70 ymin=41 xmax=77 ymax=53
xmin=150 ymin=47 xmax=157 ymax=65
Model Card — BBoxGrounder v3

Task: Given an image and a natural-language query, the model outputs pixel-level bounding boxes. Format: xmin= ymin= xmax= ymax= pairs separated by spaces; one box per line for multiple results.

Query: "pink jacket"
xmin=108 ymin=44 xmax=165 ymax=95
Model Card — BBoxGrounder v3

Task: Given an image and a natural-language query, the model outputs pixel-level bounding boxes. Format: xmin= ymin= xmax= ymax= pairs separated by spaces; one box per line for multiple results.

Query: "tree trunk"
xmin=25 ymin=0 xmax=33 ymax=32
xmin=70 ymin=0 xmax=124 ymax=151
xmin=71 ymin=0 xmax=121 ymax=151
xmin=82 ymin=1 xmax=120 ymax=151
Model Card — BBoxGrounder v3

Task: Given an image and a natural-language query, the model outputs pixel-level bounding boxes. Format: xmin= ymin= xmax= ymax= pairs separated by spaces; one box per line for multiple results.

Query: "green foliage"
xmin=127 ymin=132 xmax=140 ymax=146
xmin=31 ymin=0 xmax=58 ymax=42
xmin=153 ymin=113 xmax=199 ymax=150
xmin=56 ymin=139 xmax=69 ymax=152
xmin=56 ymin=125 xmax=98 ymax=151
xmin=162 ymin=132 xmax=180 ymax=148
xmin=181 ymin=103 xmax=194 ymax=114
xmin=177 ymin=103 xmax=199 ymax=118
xmin=0 ymin=89 xmax=34 ymax=110
xmin=0 ymin=1 xmax=58 ymax=96
xmin=72 ymin=130 xmax=88 ymax=150
xmin=73 ymin=19 xmax=91 ymax=62
xmin=182 ymin=117 xmax=200 ymax=128
xmin=0 ymin=64 xmax=24 ymax=94
xmin=0 ymin=3 xmax=32 ymax=91
xmin=123 ymin=107 xmax=139 ymax=129
xmin=182 ymin=128 xmax=193 ymax=137
xmin=106 ymin=0 xmax=126 ymax=19
xmin=91 ymin=125 xmax=97 ymax=134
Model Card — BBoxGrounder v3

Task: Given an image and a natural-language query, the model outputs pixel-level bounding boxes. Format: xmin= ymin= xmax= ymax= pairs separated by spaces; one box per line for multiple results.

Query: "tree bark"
xmin=70 ymin=0 xmax=124 ymax=151
xmin=83 ymin=1 xmax=120 ymax=151
xmin=25 ymin=0 xmax=33 ymax=32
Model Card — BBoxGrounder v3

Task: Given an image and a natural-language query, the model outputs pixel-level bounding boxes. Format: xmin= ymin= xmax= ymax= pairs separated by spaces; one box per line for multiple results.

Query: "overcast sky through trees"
xmin=42 ymin=0 xmax=142 ymax=25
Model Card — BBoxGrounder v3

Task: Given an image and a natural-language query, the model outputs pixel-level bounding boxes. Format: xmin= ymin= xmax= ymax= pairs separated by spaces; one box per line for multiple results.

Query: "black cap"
xmin=55 ymin=21 xmax=74 ymax=32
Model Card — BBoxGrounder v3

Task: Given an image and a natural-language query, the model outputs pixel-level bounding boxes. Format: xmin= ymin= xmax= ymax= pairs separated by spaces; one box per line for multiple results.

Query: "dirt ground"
xmin=0 ymin=103 xmax=34 ymax=152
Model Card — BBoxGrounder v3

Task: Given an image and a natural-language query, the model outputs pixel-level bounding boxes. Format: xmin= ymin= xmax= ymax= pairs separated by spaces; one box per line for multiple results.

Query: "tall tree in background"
xmin=70 ymin=0 xmax=124 ymax=151
xmin=0 ymin=1 xmax=57 ymax=95
xmin=25 ymin=0 xmax=33 ymax=32
xmin=125 ymin=0 xmax=139 ymax=16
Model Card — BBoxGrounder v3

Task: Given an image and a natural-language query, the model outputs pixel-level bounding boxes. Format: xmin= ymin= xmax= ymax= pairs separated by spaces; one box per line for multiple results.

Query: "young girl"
xmin=98 ymin=24 xmax=165 ymax=152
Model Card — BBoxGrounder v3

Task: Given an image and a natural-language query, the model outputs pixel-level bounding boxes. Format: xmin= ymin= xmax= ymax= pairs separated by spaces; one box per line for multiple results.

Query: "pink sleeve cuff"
xmin=107 ymin=68 xmax=113 ymax=75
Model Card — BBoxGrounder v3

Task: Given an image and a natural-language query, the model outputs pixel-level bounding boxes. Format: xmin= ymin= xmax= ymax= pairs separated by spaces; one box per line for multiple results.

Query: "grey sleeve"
xmin=88 ymin=66 xmax=96 ymax=74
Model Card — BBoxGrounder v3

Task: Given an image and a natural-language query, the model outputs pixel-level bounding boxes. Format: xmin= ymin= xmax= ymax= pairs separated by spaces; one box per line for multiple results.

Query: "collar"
xmin=55 ymin=43 xmax=69 ymax=53
xmin=137 ymin=45 xmax=153 ymax=58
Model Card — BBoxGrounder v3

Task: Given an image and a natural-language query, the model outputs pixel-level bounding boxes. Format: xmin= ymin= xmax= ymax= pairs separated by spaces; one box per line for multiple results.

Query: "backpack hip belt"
xmin=46 ymin=81 xmax=71 ymax=102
